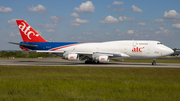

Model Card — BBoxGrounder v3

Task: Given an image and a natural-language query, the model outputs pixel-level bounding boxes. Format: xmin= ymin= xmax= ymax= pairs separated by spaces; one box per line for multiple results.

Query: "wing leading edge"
xmin=36 ymin=50 xmax=130 ymax=58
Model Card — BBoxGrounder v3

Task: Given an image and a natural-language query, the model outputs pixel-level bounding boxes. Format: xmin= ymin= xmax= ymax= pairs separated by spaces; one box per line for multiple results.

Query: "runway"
xmin=0 ymin=58 xmax=180 ymax=68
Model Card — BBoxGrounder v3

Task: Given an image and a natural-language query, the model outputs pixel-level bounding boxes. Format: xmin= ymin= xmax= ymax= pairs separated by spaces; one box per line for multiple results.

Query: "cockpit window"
xmin=157 ymin=43 xmax=162 ymax=44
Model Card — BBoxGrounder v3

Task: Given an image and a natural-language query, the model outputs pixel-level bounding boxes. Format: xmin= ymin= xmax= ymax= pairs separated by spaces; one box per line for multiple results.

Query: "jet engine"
xmin=93 ymin=55 xmax=109 ymax=63
xmin=63 ymin=54 xmax=79 ymax=61
xmin=98 ymin=56 xmax=109 ymax=63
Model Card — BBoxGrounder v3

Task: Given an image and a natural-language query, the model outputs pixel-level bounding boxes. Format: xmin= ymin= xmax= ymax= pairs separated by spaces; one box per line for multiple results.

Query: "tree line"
xmin=173 ymin=48 xmax=180 ymax=52
xmin=0 ymin=51 xmax=54 ymax=58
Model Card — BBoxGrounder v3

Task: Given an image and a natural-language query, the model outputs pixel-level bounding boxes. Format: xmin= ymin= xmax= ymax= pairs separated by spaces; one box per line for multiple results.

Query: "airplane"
xmin=9 ymin=20 xmax=174 ymax=65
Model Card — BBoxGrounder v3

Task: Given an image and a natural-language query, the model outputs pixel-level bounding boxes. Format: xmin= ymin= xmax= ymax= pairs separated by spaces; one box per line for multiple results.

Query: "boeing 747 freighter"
xmin=9 ymin=20 xmax=174 ymax=65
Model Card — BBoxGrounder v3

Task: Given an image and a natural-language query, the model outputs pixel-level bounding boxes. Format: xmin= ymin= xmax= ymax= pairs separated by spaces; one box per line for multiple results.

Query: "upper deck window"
xmin=139 ymin=43 xmax=148 ymax=45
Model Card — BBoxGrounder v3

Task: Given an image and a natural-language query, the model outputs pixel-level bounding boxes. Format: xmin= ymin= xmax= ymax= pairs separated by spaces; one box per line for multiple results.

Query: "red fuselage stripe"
xmin=50 ymin=43 xmax=86 ymax=51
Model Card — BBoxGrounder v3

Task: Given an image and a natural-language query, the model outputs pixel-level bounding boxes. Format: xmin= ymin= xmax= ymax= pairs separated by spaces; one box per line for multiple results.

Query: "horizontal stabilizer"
xmin=8 ymin=42 xmax=38 ymax=47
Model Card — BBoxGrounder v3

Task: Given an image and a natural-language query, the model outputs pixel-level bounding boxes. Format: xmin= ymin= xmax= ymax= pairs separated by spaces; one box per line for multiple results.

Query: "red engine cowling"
xmin=99 ymin=56 xmax=109 ymax=63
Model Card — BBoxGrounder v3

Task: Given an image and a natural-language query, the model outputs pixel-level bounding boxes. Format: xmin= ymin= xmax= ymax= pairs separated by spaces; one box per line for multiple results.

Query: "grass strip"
xmin=0 ymin=65 xmax=179 ymax=101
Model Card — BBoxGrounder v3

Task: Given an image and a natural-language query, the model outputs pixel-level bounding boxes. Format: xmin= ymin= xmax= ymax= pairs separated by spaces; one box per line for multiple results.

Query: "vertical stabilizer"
xmin=16 ymin=20 xmax=47 ymax=42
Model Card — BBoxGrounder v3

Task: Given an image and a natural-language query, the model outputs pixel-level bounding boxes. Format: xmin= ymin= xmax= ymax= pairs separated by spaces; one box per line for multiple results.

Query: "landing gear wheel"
xmin=152 ymin=59 xmax=156 ymax=65
xmin=85 ymin=60 xmax=96 ymax=64
xmin=85 ymin=61 xmax=89 ymax=64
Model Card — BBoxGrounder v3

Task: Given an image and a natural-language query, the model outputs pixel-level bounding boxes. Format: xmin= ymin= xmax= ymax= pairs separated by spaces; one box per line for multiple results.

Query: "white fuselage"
xmin=54 ymin=40 xmax=173 ymax=60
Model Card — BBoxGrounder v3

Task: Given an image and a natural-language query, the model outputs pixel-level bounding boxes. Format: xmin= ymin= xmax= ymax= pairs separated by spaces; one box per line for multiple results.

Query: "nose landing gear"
xmin=152 ymin=59 xmax=156 ymax=65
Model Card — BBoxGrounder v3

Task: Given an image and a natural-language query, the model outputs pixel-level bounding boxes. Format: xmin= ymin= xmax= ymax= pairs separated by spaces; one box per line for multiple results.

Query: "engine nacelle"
xmin=66 ymin=54 xmax=79 ymax=61
xmin=98 ymin=56 xmax=109 ymax=63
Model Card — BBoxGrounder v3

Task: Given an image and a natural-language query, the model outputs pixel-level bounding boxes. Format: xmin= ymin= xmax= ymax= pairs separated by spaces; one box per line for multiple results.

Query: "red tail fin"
xmin=16 ymin=20 xmax=47 ymax=42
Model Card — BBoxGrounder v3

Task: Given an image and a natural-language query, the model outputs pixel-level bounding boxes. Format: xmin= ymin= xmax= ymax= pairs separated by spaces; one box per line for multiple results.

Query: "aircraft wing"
xmin=36 ymin=50 xmax=129 ymax=57
xmin=36 ymin=50 xmax=64 ymax=53
xmin=92 ymin=52 xmax=130 ymax=57
xmin=36 ymin=50 xmax=93 ymax=55
xmin=112 ymin=53 xmax=130 ymax=57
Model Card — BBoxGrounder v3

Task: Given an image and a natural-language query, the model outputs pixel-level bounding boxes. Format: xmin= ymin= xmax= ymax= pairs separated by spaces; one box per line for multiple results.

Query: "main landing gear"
xmin=152 ymin=59 xmax=156 ymax=65
xmin=85 ymin=60 xmax=98 ymax=64
xmin=85 ymin=59 xmax=100 ymax=64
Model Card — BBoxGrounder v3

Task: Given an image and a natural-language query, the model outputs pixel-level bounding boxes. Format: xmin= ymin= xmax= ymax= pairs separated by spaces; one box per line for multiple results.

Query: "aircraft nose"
xmin=168 ymin=48 xmax=174 ymax=55
xmin=163 ymin=48 xmax=174 ymax=56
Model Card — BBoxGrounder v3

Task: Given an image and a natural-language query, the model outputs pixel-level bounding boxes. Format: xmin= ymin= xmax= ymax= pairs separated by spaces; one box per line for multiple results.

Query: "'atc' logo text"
xmin=132 ymin=47 xmax=144 ymax=52
xmin=18 ymin=22 xmax=39 ymax=40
